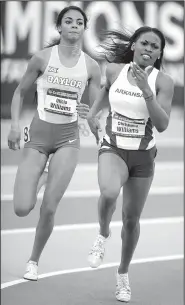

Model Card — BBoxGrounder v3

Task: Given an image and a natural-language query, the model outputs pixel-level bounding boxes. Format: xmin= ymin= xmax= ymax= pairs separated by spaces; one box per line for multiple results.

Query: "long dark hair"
xmin=99 ymin=26 xmax=166 ymax=70
xmin=45 ymin=6 xmax=88 ymax=48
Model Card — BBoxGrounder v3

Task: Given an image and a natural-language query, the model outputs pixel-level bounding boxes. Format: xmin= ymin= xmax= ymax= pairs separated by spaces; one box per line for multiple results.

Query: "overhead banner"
xmin=1 ymin=1 xmax=184 ymax=118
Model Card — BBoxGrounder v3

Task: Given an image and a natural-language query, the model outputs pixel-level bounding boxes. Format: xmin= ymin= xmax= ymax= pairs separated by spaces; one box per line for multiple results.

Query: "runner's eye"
xmin=153 ymin=45 xmax=159 ymax=49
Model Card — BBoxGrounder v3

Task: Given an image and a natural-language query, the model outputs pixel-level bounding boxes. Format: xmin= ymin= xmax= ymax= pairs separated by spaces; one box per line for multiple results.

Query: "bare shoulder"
xmin=84 ymin=52 xmax=99 ymax=68
xmin=35 ymin=47 xmax=52 ymax=59
xmin=106 ymin=62 xmax=124 ymax=75
xmin=84 ymin=53 xmax=100 ymax=76
xmin=31 ymin=47 xmax=52 ymax=72
xmin=106 ymin=62 xmax=125 ymax=84
xmin=157 ymin=70 xmax=174 ymax=90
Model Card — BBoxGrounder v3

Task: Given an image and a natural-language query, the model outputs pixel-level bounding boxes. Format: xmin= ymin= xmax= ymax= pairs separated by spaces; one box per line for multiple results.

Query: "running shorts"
xmin=24 ymin=111 xmax=80 ymax=156
xmin=99 ymin=138 xmax=157 ymax=178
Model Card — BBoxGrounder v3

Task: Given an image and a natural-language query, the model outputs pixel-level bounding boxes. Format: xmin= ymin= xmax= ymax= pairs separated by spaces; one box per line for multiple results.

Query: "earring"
xmin=131 ymin=43 xmax=135 ymax=51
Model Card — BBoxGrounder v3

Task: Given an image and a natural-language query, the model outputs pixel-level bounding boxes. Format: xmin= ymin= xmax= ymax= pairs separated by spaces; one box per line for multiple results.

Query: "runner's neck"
xmin=58 ymin=39 xmax=82 ymax=58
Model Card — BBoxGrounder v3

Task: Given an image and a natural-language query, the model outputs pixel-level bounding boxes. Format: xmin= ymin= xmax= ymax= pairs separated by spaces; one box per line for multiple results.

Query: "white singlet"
xmin=36 ymin=45 xmax=88 ymax=124
xmin=104 ymin=64 xmax=159 ymax=150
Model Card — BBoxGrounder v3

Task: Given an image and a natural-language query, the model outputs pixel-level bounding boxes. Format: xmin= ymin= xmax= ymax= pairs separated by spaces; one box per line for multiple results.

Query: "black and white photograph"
xmin=1 ymin=1 xmax=184 ymax=304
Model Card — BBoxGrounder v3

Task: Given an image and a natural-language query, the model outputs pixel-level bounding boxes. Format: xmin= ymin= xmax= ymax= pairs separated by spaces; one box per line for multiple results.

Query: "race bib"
xmin=44 ymin=88 xmax=78 ymax=116
xmin=112 ymin=112 xmax=146 ymax=138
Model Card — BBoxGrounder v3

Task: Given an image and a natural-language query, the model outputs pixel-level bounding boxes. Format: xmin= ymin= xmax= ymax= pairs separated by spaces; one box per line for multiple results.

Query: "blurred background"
xmin=1 ymin=3 xmax=184 ymax=303
xmin=1 ymin=1 xmax=184 ymax=119
xmin=1 ymin=0 xmax=184 ymax=222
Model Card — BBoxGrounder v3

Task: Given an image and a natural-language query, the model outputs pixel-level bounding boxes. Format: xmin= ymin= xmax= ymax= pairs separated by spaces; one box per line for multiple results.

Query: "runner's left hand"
xmin=76 ymin=103 xmax=90 ymax=119
xmin=131 ymin=62 xmax=152 ymax=91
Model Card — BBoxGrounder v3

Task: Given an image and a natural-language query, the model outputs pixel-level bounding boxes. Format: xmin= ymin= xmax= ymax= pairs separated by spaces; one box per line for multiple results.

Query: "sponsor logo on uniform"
xmin=48 ymin=66 xmax=59 ymax=73
xmin=100 ymin=145 xmax=111 ymax=150
xmin=47 ymin=88 xmax=78 ymax=100
xmin=69 ymin=139 xmax=77 ymax=143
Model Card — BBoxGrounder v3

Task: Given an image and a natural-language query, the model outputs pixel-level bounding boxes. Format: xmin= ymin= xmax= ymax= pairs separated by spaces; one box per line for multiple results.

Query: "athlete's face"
xmin=59 ymin=10 xmax=85 ymax=42
xmin=132 ymin=32 xmax=162 ymax=68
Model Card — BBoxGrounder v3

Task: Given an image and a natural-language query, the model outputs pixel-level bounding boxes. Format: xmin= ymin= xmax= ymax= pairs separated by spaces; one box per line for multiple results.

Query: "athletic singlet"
xmin=104 ymin=64 xmax=159 ymax=150
xmin=36 ymin=45 xmax=88 ymax=124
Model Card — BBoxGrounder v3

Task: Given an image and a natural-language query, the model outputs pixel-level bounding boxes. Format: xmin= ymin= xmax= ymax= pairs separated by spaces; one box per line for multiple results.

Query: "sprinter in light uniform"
xmin=8 ymin=6 xmax=101 ymax=281
xmin=104 ymin=62 xmax=157 ymax=151
xmin=87 ymin=26 xmax=174 ymax=302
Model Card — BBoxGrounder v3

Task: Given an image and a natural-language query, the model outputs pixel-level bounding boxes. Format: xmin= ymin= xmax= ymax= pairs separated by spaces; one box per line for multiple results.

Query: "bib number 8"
xmin=23 ymin=126 xmax=30 ymax=143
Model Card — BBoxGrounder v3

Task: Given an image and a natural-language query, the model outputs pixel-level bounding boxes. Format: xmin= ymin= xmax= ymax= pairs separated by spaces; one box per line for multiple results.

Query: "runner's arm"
xmin=11 ymin=54 xmax=44 ymax=129
xmin=88 ymin=63 xmax=112 ymax=118
xmin=142 ymin=73 xmax=174 ymax=132
xmin=87 ymin=59 xmax=101 ymax=108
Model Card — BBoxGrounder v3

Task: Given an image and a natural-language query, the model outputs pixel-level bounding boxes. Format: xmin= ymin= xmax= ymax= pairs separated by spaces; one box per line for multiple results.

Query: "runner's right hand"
xmin=8 ymin=126 xmax=21 ymax=150
xmin=87 ymin=114 xmax=102 ymax=145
